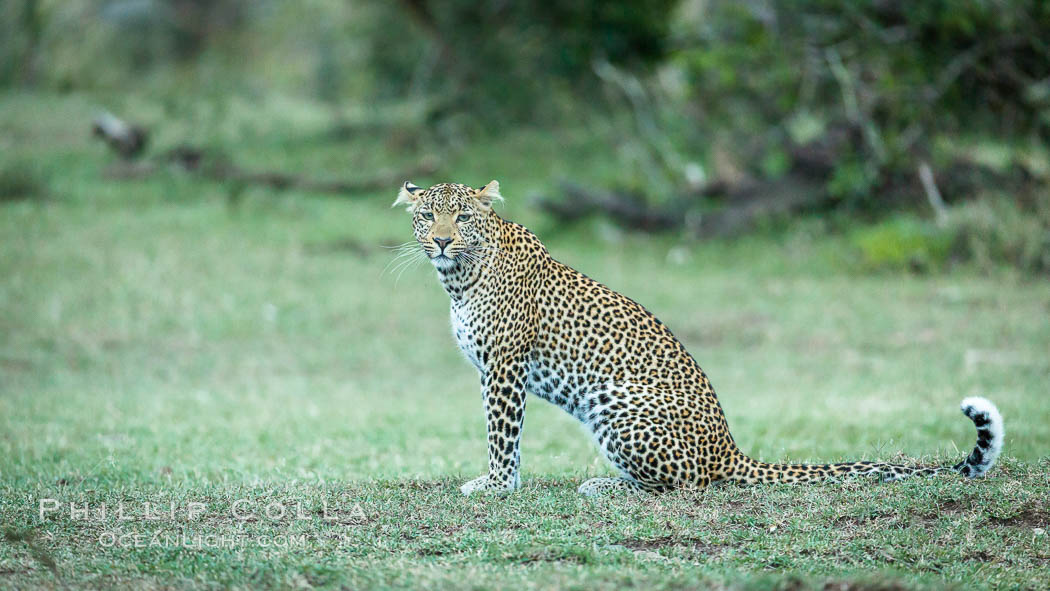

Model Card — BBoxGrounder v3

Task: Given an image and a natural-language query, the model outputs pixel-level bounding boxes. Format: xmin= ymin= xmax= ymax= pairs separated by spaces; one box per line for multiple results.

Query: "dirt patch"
xmin=512 ymin=550 xmax=588 ymax=565
xmin=915 ymin=498 xmax=968 ymax=523
xmin=391 ymin=480 xmax=448 ymax=491
xmin=719 ymin=500 xmax=748 ymax=513
xmin=988 ymin=508 xmax=1049 ymax=527
xmin=617 ymin=536 xmax=721 ymax=555
xmin=834 ymin=512 xmax=889 ymax=527
xmin=964 ymin=550 xmax=995 ymax=562
xmin=416 ymin=545 xmax=452 ymax=557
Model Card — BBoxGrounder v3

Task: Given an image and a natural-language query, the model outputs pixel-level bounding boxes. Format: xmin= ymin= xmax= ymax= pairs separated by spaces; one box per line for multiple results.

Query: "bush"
xmin=852 ymin=216 xmax=953 ymax=272
xmin=675 ymin=0 xmax=1050 ymax=210
xmin=849 ymin=198 xmax=1050 ymax=275
xmin=946 ymin=198 xmax=1050 ymax=274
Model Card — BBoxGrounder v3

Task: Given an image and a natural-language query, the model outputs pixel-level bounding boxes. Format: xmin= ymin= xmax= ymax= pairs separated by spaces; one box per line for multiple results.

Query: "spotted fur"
xmin=394 ymin=181 xmax=1006 ymax=496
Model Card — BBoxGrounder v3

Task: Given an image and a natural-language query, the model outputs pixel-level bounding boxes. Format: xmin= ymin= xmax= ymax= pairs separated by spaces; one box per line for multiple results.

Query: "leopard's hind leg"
xmin=579 ymin=384 xmax=725 ymax=496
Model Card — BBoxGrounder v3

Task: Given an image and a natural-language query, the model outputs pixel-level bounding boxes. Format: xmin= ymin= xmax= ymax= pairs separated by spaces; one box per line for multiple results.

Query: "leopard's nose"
xmin=432 ymin=237 xmax=453 ymax=253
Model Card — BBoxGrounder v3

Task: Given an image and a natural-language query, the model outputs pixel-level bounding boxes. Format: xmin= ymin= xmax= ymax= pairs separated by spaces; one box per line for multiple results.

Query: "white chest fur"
xmin=450 ymin=302 xmax=482 ymax=372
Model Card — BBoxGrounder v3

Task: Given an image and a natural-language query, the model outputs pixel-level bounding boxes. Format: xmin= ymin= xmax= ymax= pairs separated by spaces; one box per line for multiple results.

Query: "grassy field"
xmin=1 ymin=92 xmax=1049 ymax=589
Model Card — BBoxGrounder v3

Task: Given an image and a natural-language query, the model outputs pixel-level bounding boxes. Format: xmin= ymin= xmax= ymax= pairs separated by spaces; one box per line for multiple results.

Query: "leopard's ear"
xmin=473 ymin=180 xmax=503 ymax=209
xmin=392 ymin=181 xmax=422 ymax=210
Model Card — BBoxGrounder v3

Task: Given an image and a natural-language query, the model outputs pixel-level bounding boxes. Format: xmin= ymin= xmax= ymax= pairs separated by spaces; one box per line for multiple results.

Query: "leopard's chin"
xmin=431 ymin=254 xmax=457 ymax=271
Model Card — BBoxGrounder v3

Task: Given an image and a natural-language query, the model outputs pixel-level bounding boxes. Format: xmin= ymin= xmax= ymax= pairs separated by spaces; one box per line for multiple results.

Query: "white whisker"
xmin=382 ymin=247 xmax=423 ymax=275
xmin=394 ymin=251 xmax=429 ymax=284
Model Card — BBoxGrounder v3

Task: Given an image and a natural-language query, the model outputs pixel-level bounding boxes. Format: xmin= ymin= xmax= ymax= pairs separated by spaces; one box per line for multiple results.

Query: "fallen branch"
xmin=195 ymin=153 xmax=440 ymax=195
xmin=695 ymin=177 xmax=825 ymax=237
xmin=93 ymin=113 xmax=438 ymax=195
xmin=535 ymin=175 xmax=825 ymax=238
xmin=536 ymin=184 xmax=681 ymax=232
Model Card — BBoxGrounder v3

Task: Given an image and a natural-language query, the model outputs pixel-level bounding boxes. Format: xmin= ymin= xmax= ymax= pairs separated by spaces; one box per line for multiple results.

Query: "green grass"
xmin=1 ymin=91 xmax=1049 ymax=590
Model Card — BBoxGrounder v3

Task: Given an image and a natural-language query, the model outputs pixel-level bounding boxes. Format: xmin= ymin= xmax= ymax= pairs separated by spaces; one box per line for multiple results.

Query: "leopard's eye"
xmin=419 ymin=211 xmax=434 ymax=221
xmin=456 ymin=213 xmax=471 ymax=223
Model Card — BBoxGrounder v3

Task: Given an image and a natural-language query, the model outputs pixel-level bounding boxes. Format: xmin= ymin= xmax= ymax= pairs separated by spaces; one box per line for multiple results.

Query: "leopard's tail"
xmin=952 ymin=397 xmax=1004 ymax=477
xmin=726 ymin=397 xmax=1004 ymax=484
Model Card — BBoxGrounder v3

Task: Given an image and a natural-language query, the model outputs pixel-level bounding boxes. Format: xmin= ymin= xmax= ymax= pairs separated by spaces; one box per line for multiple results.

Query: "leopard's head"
xmin=393 ymin=180 xmax=502 ymax=270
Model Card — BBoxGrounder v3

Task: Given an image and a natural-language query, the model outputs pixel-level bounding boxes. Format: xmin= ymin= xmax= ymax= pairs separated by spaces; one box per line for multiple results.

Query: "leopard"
xmin=392 ymin=180 xmax=1005 ymax=496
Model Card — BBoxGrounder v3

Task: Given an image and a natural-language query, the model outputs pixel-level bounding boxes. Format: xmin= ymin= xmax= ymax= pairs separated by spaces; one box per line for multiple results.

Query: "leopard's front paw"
xmin=459 ymin=474 xmax=519 ymax=496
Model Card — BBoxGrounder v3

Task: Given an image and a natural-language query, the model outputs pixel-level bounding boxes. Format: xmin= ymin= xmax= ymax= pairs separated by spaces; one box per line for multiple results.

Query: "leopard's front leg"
xmin=461 ymin=357 xmax=527 ymax=495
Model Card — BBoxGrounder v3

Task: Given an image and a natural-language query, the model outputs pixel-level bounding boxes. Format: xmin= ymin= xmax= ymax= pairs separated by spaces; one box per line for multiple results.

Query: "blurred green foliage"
xmin=852 ymin=217 xmax=954 ymax=272
xmin=0 ymin=160 xmax=48 ymax=202
xmin=946 ymin=197 xmax=1050 ymax=273
xmin=676 ymin=0 xmax=1050 ymax=206
xmin=366 ymin=0 xmax=679 ymax=120
xmin=1 ymin=0 xmax=1048 ymax=272
xmin=850 ymin=199 xmax=1050 ymax=274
